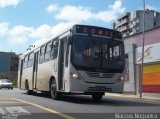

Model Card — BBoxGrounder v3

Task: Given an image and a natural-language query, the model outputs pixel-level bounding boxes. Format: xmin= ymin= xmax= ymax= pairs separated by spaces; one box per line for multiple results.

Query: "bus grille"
xmin=85 ymin=71 xmax=114 ymax=78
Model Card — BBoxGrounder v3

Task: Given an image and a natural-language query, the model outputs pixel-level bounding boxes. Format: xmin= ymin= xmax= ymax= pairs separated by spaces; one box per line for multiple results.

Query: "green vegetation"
xmin=12 ymin=80 xmax=18 ymax=88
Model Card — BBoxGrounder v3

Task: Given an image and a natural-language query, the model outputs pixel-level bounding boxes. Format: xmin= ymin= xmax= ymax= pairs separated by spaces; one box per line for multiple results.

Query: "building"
xmin=113 ymin=10 xmax=160 ymax=37
xmin=122 ymin=26 xmax=160 ymax=95
xmin=113 ymin=9 xmax=160 ymax=95
xmin=136 ymin=26 xmax=160 ymax=94
xmin=0 ymin=52 xmax=19 ymax=80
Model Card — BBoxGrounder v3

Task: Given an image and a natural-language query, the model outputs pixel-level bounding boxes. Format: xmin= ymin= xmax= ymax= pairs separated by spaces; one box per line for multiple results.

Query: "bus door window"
xmin=19 ymin=59 xmax=23 ymax=88
xmin=28 ymin=52 xmax=34 ymax=67
xmin=39 ymin=45 xmax=45 ymax=63
xmin=52 ymin=40 xmax=59 ymax=59
xmin=65 ymin=38 xmax=69 ymax=67
xmin=58 ymin=38 xmax=67 ymax=90
xmin=45 ymin=41 xmax=52 ymax=61
xmin=23 ymin=55 xmax=28 ymax=69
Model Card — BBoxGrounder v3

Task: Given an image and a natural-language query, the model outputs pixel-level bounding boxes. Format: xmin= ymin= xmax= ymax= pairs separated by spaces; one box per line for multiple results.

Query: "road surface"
xmin=0 ymin=89 xmax=160 ymax=119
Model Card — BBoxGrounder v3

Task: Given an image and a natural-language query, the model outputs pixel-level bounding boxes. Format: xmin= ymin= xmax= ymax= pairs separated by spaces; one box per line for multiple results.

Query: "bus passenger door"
xmin=33 ymin=51 xmax=39 ymax=89
xmin=58 ymin=39 xmax=67 ymax=90
xmin=19 ymin=59 xmax=23 ymax=89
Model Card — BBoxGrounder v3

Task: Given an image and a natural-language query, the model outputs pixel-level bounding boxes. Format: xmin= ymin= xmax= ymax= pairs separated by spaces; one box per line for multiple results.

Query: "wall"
xmin=123 ymin=36 xmax=136 ymax=93
xmin=136 ymin=27 xmax=160 ymax=47
xmin=138 ymin=11 xmax=155 ymax=32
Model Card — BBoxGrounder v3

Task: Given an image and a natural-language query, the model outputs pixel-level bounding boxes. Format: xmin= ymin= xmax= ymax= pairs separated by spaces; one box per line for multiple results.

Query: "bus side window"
xmin=39 ymin=45 xmax=45 ymax=63
xmin=23 ymin=55 xmax=28 ymax=69
xmin=45 ymin=41 xmax=52 ymax=61
xmin=52 ymin=40 xmax=59 ymax=59
xmin=28 ymin=52 xmax=34 ymax=67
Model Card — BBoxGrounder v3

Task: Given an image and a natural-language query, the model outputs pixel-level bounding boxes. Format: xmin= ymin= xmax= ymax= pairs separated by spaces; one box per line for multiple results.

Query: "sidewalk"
xmin=106 ymin=93 xmax=160 ymax=101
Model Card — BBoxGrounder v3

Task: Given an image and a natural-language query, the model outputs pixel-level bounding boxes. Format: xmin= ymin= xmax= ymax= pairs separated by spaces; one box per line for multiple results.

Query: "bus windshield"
xmin=71 ymin=35 xmax=125 ymax=72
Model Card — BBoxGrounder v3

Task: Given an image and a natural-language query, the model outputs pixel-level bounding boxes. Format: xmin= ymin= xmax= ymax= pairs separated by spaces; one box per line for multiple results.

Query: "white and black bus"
xmin=18 ymin=24 xmax=125 ymax=101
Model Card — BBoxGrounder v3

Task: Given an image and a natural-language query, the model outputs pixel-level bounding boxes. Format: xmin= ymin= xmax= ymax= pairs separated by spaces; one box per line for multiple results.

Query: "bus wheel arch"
xmin=49 ymin=76 xmax=55 ymax=91
xmin=25 ymin=79 xmax=33 ymax=95
xmin=25 ymin=79 xmax=29 ymax=90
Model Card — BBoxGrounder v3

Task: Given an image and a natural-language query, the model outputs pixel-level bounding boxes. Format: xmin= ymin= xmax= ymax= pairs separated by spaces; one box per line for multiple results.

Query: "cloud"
xmin=55 ymin=0 xmax=125 ymax=23
xmin=55 ymin=6 xmax=92 ymax=22
xmin=4 ymin=22 xmax=74 ymax=50
xmin=109 ymin=0 xmax=124 ymax=12
xmin=94 ymin=0 xmax=125 ymax=22
xmin=50 ymin=22 xmax=74 ymax=36
xmin=0 ymin=22 xmax=9 ymax=36
xmin=46 ymin=3 xmax=59 ymax=13
xmin=32 ymin=22 xmax=74 ymax=48
xmin=8 ymin=25 xmax=34 ymax=45
xmin=31 ymin=24 xmax=52 ymax=40
xmin=0 ymin=0 xmax=21 ymax=8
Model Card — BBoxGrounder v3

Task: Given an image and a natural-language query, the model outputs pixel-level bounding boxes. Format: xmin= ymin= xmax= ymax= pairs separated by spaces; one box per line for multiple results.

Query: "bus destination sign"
xmin=75 ymin=25 xmax=122 ymax=39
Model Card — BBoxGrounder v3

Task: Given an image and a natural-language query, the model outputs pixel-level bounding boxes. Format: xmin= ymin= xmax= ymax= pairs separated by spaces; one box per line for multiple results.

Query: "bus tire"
xmin=25 ymin=80 xmax=33 ymax=95
xmin=92 ymin=92 xmax=104 ymax=101
xmin=50 ymin=80 xmax=61 ymax=100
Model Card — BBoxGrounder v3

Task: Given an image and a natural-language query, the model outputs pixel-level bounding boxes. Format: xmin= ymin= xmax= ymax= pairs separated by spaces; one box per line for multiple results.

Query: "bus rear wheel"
xmin=50 ymin=80 xmax=61 ymax=100
xmin=92 ymin=92 xmax=104 ymax=101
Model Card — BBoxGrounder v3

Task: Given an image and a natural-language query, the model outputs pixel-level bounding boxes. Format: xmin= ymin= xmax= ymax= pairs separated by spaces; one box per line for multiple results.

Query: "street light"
xmin=139 ymin=0 xmax=145 ymax=98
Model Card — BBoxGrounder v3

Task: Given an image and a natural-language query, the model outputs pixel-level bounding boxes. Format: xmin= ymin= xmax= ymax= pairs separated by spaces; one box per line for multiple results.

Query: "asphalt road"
xmin=0 ymin=88 xmax=160 ymax=119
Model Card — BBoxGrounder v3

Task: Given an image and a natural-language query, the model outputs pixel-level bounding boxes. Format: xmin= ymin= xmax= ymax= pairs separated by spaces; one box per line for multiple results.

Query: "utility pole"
xmin=139 ymin=0 xmax=145 ymax=98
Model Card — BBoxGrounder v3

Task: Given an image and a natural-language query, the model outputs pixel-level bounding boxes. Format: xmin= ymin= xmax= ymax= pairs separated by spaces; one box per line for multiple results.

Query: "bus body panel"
xmin=21 ymin=67 xmax=33 ymax=90
xmin=36 ymin=60 xmax=55 ymax=91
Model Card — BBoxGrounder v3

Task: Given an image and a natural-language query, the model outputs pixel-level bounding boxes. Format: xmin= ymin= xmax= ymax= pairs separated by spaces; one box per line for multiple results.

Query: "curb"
xmin=105 ymin=93 xmax=160 ymax=101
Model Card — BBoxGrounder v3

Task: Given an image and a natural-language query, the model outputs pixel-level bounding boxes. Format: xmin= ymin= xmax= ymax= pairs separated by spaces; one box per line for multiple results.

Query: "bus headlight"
xmin=120 ymin=75 xmax=125 ymax=81
xmin=71 ymin=73 xmax=78 ymax=80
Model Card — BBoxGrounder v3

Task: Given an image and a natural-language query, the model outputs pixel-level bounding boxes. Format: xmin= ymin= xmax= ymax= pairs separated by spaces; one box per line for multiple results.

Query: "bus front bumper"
xmin=70 ymin=80 xmax=124 ymax=94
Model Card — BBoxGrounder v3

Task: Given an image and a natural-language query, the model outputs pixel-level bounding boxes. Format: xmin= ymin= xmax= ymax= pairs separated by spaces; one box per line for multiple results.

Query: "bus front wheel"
xmin=50 ymin=80 xmax=61 ymax=100
xmin=92 ymin=92 xmax=104 ymax=101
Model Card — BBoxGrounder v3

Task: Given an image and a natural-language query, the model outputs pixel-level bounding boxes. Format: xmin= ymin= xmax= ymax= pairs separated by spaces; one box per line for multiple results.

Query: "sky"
xmin=0 ymin=0 xmax=160 ymax=54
